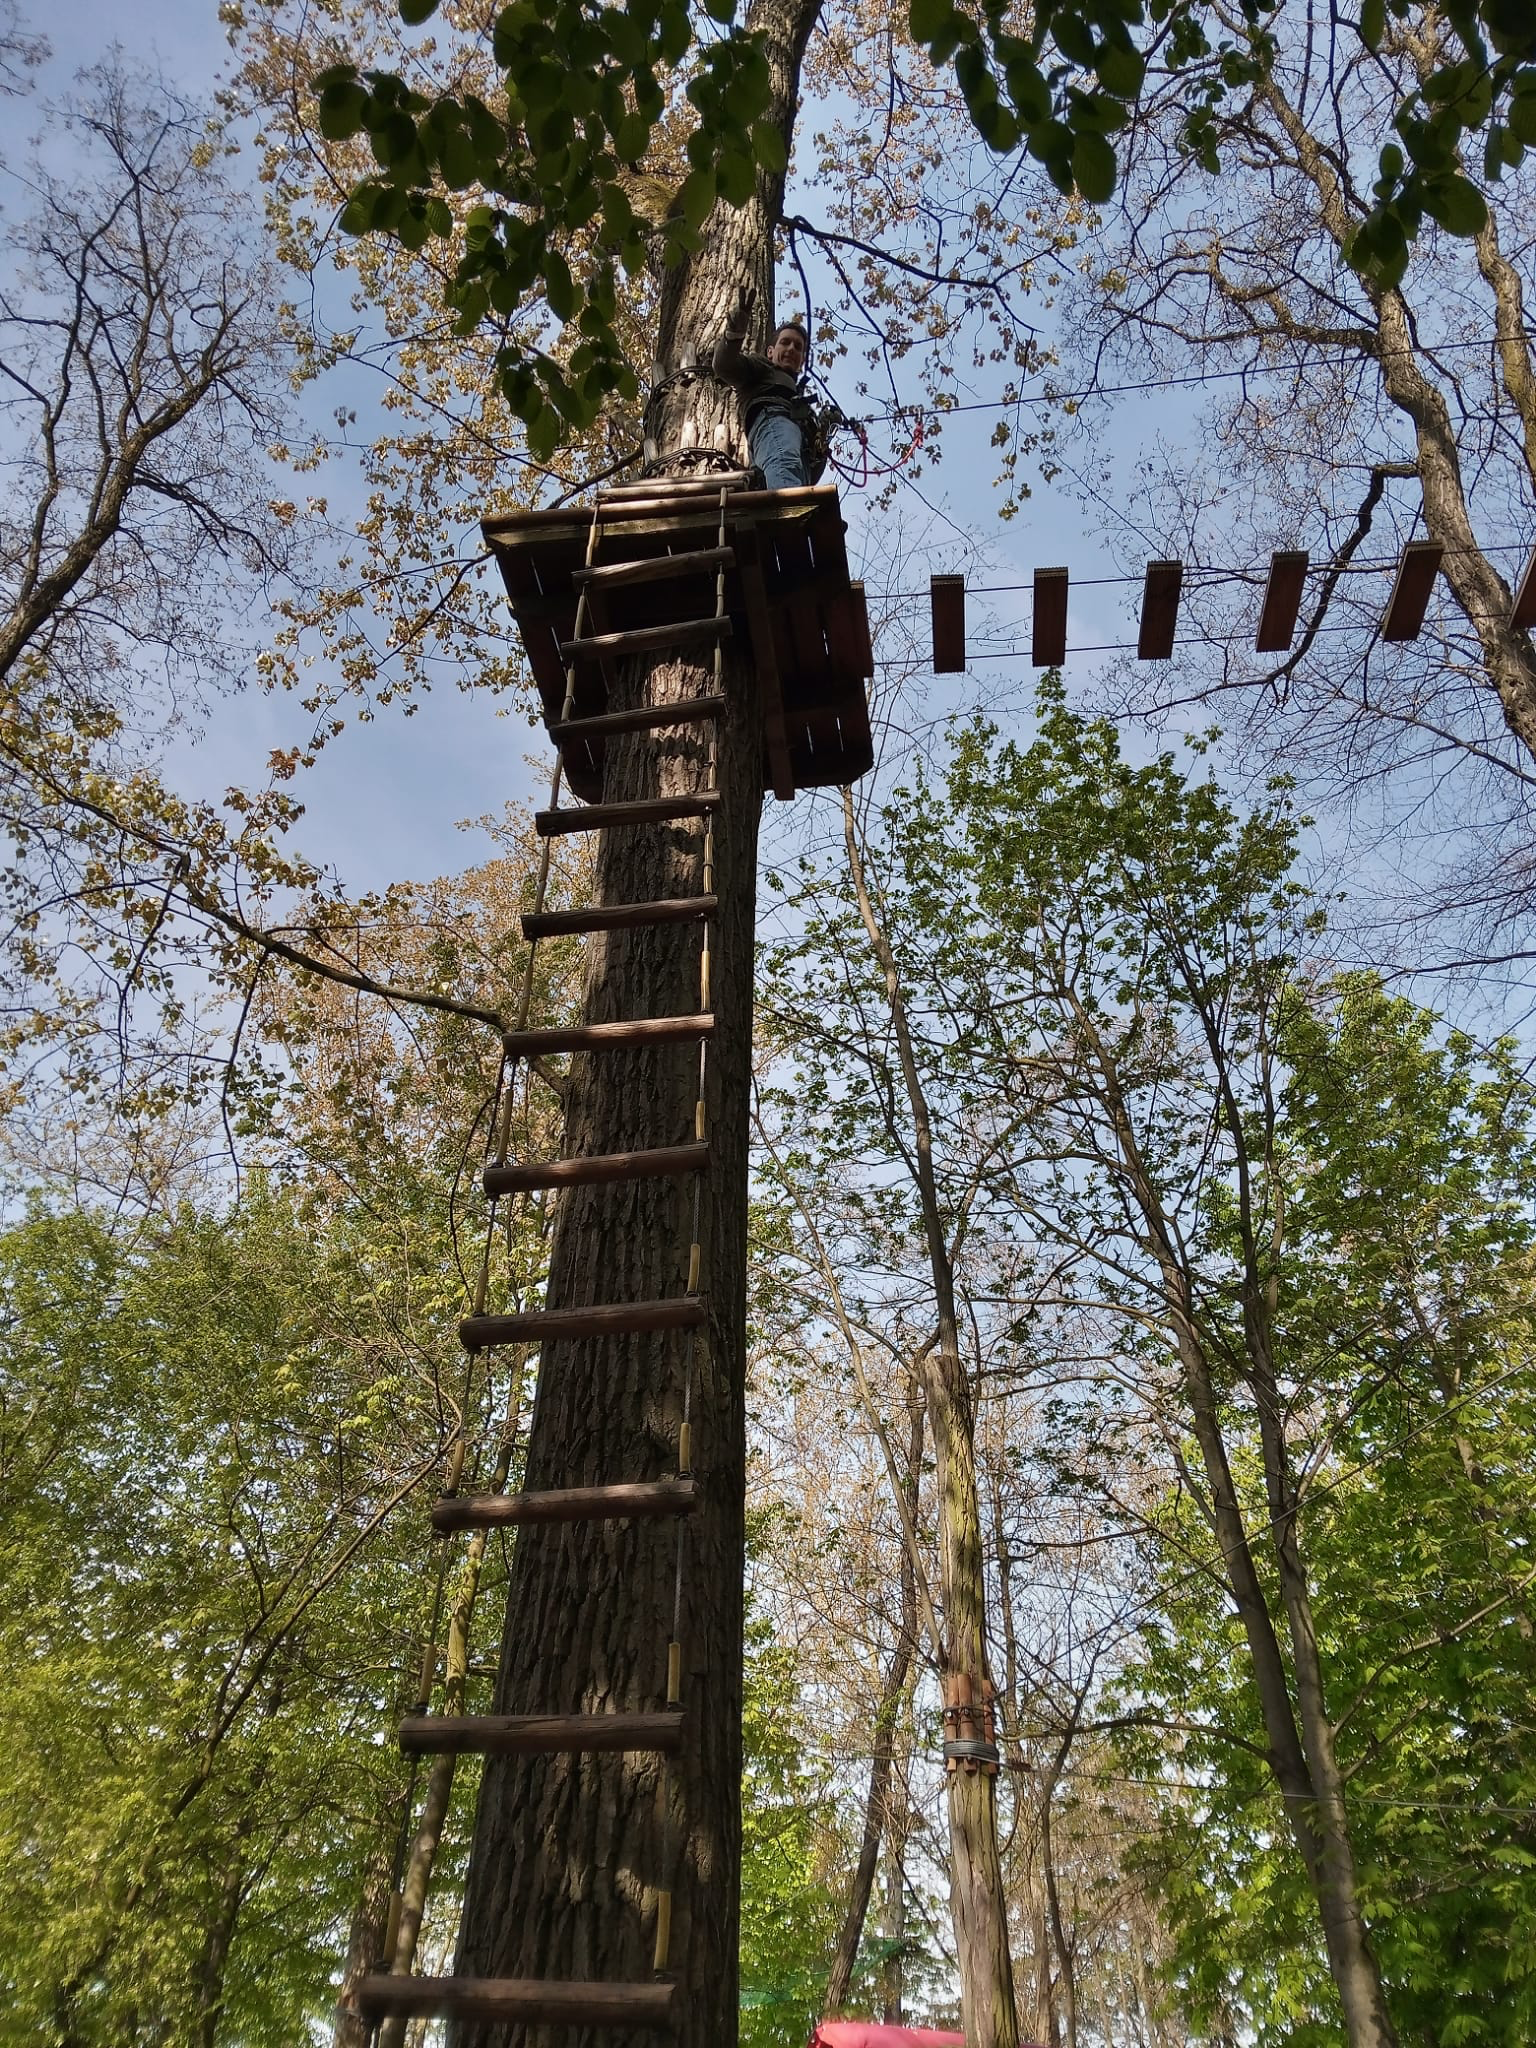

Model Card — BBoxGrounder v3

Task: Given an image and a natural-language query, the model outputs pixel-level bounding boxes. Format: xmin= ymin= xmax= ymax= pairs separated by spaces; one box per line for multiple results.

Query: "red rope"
xmin=828 ymin=416 xmax=924 ymax=488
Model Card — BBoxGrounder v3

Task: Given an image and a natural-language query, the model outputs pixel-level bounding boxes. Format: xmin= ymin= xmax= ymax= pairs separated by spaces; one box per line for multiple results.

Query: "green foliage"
xmin=739 ymin=1610 xmax=845 ymax=2047
xmin=0 ymin=1191 xmax=445 ymax=2043
xmin=320 ymin=0 xmax=1536 ymax=438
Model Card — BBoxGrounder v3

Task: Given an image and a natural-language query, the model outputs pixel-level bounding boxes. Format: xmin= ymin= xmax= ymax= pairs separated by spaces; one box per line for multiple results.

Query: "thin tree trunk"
xmin=195 ymin=1843 xmax=247 ymax=2048
xmin=841 ymin=789 xmax=1019 ymax=2048
xmin=824 ymin=1385 xmax=923 ymax=2014
xmin=1038 ymin=1785 xmax=1076 ymax=2048
xmin=881 ymin=1774 xmax=910 ymax=2026
xmin=335 ymin=1816 xmax=400 ymax=2048
xmin=453 ymin=7 xmax=820 ymax=2040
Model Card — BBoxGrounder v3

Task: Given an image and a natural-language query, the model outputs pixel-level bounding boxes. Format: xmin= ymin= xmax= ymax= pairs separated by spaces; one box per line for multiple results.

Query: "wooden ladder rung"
xmin=483 ymin=1140 xmax=709 ymax=1197
xmin=459 ymin=1296 xmax=706 ymax=1352
xmin=357 ymin=1975 xmax=677 ymax=2027
xmin=433 ymin=1478 xmax=698 ymax=1532
xmin=398 ymin=1710 xmax=686 ymax=1757
xmin=503 ymin=1014 xmax=714 ymax=1059
xmin=522 ymin=894 xmax=716 ymax=940
xmin=558 ymin=616 xmax=732 ymax=660
xmin=550 ymin=694 xmax=726 ymax=744
xmin=536 ymin=792 xmax=719 ymax=837
xmin=601 ymin=471 xmax=749 ymax=497
xmin=573 ymin=547 xmax=733 ymax=590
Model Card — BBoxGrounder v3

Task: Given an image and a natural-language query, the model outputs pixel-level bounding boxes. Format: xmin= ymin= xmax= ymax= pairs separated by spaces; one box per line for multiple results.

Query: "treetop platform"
xmin=482 ymin=483 xmax=875 ymax=802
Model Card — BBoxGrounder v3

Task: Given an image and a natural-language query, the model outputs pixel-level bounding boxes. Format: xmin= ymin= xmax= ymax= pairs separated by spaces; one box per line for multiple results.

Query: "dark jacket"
xmin=711 ymin=330 xmax=818 ymax=437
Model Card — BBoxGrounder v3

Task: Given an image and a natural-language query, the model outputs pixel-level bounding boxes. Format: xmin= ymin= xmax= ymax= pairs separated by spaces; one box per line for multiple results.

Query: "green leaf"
xmin=678 ymin=165 xmax=716 ymax=229
xmin=1052 ymin=10 xmax=1098 ymax=67
xmin=1359 ymin=0 xmax=1385 ymax=48
xmin=1095 ymin=37 xmax=1145 ymax=98
xmin=398 ymin=0 xmax=439 ymax=23
xmin=616 ymin=110 xmax=651 ymax=162
xmin=703 ymin=0 xmax=736 ymax=18
xmin=908 ymin=0 xmax=954 ymax=44
xmin=1072 ymin=127 xmax=1117 ymax=201
xmin=750 ymin=120 xmax=787 ymax=173
xmin=423 ymin=195 xmax=453 ymax=236
xmin=716 ymin=148 xmax=755 ymax=205
xmin=1423 ymin=170 xmax=1488 ymax=235
xmin=1005 ymin=54 xmax=1051 ymax=124
xmin=317 ymin=81 xmax=368 ymax=141
xmin=543 ymin=247 xmax=577 ymax=320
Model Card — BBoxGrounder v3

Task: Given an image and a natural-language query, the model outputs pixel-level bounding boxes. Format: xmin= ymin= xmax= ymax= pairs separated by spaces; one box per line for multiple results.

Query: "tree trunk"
xmin=196 ymin=1844 xmax=247 ymax=2048
xmin=841 ymin=790 xmax=1020 ymax=2048
xmin=452 ymin=8 xmax=820 ymax=2041
xmin=824 ymin=1388 xmax=922 ymax=2014
xmin=336 ymin=1817 xmax=399 ymax=2048
xmin=881 ymin=1776 xmax=910 ymax=2026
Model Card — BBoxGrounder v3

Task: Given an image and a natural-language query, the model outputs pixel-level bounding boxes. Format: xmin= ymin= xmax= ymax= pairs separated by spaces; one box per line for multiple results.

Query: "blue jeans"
xmin=748 ymin=410 xmax=807 ymax=489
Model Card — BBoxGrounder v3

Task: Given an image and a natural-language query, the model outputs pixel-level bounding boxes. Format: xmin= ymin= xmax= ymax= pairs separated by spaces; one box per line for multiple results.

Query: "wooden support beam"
xmin=535 ymin=793 xmax=719 ymax=837
xmin=1511 ymin=544 xmax=1536 ymax=630
xmin=550 ymin=695 xmax=726 ymax=744
xmin=601 ymin=473 xmax=749 ymax=498
xmin=433 ymin=1479 xmax=698 ymax=1532
xmin=1032 ymin=566 xmax=1068 ymax=667
xmin=459 ymin=1296 xmax=705 ymax=1352
xmin=356 ymin=1976 xmax=677 ymax=2028
xmin=503 ymin=1013 xmax=715 ymax=1059
xmin=559 ymin=615 xmax=731 ymax=661
xmin=398 ymin=1711 xmax=686 ymax=1757
xmin=1255 ymin=550 xmax=1309 ymax=652
xmin=1137 ymin=560 xmax=1183 ymax=660
xmin=734 ymin=525 xmax=797 ymax=801
xmin=483 ymin=1141 xmax=709 ymax=1197
xmin=1381 ymin=540 xmax=1443 ymax=641
xmin=931 ymin=574 xmax=965 ymax=673
xmin=521 ymin=894 xmax=716 ymax=940
xmin=849 ymin=580 xmax=875 ymax=676
xmin=573 ymin=547 xmax=733 ymax=588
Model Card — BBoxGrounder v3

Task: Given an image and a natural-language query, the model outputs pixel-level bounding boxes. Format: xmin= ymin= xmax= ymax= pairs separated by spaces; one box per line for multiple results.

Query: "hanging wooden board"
xmin=1255 ymin=550 xmax=1309 ymax=652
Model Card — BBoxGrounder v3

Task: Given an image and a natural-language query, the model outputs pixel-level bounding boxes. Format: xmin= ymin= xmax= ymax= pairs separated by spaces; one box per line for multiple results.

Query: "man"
xmin=711 ymin=285 xmax=823 ymax=490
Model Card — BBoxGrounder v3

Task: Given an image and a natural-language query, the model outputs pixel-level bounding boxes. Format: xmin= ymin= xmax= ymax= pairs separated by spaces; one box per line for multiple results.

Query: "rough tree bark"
xmin=450 ymin=3 xmax=820 ymax=2044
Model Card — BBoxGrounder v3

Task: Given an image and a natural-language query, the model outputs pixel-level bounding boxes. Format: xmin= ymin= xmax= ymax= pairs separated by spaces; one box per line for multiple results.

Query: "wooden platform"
xmin=482 ymin=485 xmax=875 ymax=801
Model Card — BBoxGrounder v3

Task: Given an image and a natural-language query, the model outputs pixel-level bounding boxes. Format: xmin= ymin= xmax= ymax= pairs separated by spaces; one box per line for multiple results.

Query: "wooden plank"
xmin=931 ymin=574 xmax=966 ymax=672
xmin=503 ymin=1013 xmax=715 ymax=1058
xmin=549 ymin=695 xmax=725 ymax=745
xmin=356 ymin=1976 xmax=676 ymax=2027
xmin=735 ymin=526 xmax=796 ymax=801
xmin=1137 ymin=560 xmax=1183 ymax=660
xmin=1032 ymin=566 xmax=1068 ymax=667
xmin=433 ymin=1479 xmax=698 ymax=1532
xmin=398 ymin=1711 xmax=686 ymax=1757
xmin=522 ymin=894 xmax=716 ymax=940
xmin=849 ymin=581 xmax=875 ymax=677
xmin=1513 ymin=545 xmax=1536 ymax=630
xmin=574 ymin=546 xmax=734 ymax=589
xmin=483 ymin=1140 xmax=709 ymax=1197
xmin=536 ymin=793 xmax=719 ymax=838
xmin=1382 ymin=539 xmax=1443 ymax=641
xmin=1255 ymin=550 xmax=1309 ymax=652
xmin=459 ymin=1296 xmax=705 ymax=1352
xmin=558 ymin=615 xmax=731 ymax=660
xmin=601 ymin=471 xmax=750 ymax=496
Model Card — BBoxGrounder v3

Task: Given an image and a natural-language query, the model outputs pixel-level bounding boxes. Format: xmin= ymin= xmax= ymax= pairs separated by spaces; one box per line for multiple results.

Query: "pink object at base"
xmin=812 ymin=2026 xmax=968 ymax=2048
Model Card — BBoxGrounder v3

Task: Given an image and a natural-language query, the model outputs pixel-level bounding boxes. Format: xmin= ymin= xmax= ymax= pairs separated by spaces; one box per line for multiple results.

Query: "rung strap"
xmin=483 ymin=1140 xmax=709 ymax=1196
xmin=536 ymin=793 xmax=720 ymax=837
xmin=522 ymin=894 xmax=717 ymax=939
xmin=503 ymin=1014 xmax=714 ymax=1058
xmin=573 ymin=547 xmax=734 ymax=589
xmin=459 ymin=1296 xmax=706 ymax=1351
xmin=355 ymin=1976 xmax=677 ymax=2027
xmin=433 ymin=1479 xmax=698 ymax=1532
xmin=550 ymin=695 xmax=726 ymax=744
xmin=398 ymin=1710 xmax=686 ymax=1756
xmin=558 ymin=616 xmax=732 ymax=660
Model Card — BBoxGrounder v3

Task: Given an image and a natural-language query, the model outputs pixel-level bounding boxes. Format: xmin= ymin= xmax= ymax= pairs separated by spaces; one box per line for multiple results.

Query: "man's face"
xmin=770 ymin=327 xmax=806 ymax=374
